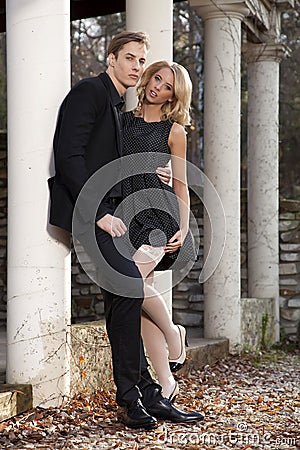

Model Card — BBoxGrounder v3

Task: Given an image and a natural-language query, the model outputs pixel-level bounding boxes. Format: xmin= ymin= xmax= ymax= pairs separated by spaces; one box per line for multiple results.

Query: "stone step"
xmin=0 ymin=384 xmax=32 ymax=422
xmin=183 ymin=337 xmax=229 ymax=373
xmin=0 ymin=323 xmax=229 ymax=422
xmin=70 ymin=321 xmax=229 ymax=393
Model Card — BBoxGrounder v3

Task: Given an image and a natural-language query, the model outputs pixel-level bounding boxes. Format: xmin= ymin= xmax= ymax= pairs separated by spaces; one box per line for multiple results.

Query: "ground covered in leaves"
xmin=0 ymin=348 xmax=299 ymax=449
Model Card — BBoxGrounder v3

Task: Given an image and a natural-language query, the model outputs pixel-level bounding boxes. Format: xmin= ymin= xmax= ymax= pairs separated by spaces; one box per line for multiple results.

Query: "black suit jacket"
xmin=48 ymin=72 xmax=123 ymax=232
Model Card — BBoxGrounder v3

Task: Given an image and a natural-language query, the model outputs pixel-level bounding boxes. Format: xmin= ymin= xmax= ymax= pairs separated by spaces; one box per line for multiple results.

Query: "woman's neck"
xmin=139 ymin=103 xmax=162 ymax=122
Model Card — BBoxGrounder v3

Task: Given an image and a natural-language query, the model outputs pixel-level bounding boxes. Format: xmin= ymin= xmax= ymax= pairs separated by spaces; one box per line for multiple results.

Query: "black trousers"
xmin=76 ymin=199 xmax=161 ymax=407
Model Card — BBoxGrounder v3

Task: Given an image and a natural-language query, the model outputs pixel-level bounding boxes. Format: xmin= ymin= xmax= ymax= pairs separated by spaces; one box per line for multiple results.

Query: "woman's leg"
xmin=133 ymin=245 xmax=182 ymax=361
xmin=141 ymin=312 xmax=177 ymax=399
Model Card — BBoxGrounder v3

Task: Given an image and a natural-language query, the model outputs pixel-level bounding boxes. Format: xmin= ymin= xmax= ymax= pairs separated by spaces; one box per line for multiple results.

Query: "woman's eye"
xmin=154 ymin=75 xmax=160 ymax=81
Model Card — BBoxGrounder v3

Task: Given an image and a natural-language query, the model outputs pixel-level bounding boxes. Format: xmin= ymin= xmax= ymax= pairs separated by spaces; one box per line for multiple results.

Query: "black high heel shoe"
xmin=169 ymin=325 xmax=188 ymax=373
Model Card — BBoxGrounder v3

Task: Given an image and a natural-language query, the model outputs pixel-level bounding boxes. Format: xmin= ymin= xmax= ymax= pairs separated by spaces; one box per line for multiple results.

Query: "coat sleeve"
xmin=54 ymin=79 xmax=110 ymax=226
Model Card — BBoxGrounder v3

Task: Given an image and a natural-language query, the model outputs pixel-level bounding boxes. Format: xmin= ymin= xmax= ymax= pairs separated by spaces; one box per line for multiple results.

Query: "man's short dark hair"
xmin=107 ymin=31 xmax=150 ymax=58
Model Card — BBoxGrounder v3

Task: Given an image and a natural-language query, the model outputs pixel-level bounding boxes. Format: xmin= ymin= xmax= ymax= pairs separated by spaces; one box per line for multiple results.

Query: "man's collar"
xmin=116 ymin=98 xmax=125 ymax=111
xmin=100 ymin=72 xmax=125 ymax=109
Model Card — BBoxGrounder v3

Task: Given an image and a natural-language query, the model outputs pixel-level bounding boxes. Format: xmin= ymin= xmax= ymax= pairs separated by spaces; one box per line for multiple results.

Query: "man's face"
xmin=108 ymin=41 xmax=147 ymax=94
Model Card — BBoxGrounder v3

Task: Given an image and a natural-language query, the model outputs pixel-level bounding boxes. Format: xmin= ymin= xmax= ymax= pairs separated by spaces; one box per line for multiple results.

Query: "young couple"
xmin=49 ymin=31 xmax=204 ymax=429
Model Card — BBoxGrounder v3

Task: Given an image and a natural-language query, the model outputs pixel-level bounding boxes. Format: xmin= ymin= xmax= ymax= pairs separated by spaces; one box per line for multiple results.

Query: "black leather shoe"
xmin=118 ymin=399 xmax=158 ymax=429
xmin=145 ymin=397 xmax=204 ymax=423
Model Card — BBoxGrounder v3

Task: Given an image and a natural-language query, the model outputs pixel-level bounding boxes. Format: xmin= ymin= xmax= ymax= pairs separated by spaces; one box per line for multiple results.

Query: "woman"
xmin=120 ymin=61 xmax=196 ymax=401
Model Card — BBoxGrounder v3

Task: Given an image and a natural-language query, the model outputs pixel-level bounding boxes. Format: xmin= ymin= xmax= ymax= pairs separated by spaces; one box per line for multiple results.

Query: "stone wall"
xmin=70 ymin=321 xmax=114 ymax=395
xmin=71 ymin=193 xmax=205 ymax=332
xmin=171 ymin=195 xmax=204 ymax=331
xmin=70 ymin=194 xmax=300 ymax=341
xmin=0 ymin=130 xmax=300 ymax=341
xmin=279 ymin=199 xmax=300 ymax=339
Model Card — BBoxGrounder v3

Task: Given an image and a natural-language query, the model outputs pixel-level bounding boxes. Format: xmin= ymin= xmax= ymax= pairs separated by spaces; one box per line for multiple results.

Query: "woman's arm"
xmin=165 ymin=122 xmax=190 ymax=252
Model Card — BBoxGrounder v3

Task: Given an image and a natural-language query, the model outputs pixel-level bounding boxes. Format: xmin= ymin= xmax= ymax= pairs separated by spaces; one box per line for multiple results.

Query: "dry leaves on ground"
xmin=0 ymin=349 xmax=299 ymax=450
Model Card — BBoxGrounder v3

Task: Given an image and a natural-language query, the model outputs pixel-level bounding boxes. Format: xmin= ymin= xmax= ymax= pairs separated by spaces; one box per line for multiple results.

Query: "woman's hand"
xmin=156 ymin=166 xmax=171 ymax=185
xmin=164 ymin=229 xmax=187 ymax=253
xmin=96 ymin=214 xmax=127 ymax=238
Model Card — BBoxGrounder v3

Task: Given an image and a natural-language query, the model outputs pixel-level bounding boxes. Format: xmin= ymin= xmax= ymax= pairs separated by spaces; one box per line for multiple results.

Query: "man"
xmin=49 ymin=31 xmax=203 ymax=429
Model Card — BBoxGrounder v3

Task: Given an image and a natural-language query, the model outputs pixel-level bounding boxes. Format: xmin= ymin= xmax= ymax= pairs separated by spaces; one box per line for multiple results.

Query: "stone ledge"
xmin=70 ymin=321 xmax=114 ymax=396
xmin=0 ymin=384 xmax=32 ymax=422
xmin=180 ymin=338 xmax=229 ymax=373
xmin=0 ymin=328 xmax=229 ymax=420
xmin=70 ymin=322 xmax=229 ymax=392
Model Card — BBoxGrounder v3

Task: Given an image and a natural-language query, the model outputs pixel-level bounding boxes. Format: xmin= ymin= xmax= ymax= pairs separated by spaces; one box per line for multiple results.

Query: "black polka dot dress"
xmin=121 ymin=111 xmax=196 ymax=270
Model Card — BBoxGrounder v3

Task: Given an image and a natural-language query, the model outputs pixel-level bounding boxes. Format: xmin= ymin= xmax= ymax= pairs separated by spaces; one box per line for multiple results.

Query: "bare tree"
xmin=71 ymin=13 xmax=125 ymax=86
xmin=279 ymin=8 xmax=300 ymax=199
xmin=173 ymin=2 xmax=204 ymax=167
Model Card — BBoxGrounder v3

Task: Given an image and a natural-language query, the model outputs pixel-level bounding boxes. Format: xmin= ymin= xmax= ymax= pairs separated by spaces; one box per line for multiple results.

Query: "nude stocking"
xmin=141 ymin=312 xmax=176 ymax=399
xmin=133 ymin=245 xmax=182 ymax=361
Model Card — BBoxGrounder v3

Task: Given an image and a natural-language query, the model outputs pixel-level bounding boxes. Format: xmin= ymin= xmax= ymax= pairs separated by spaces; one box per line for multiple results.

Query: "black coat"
xmin=48 ymin=72 xmax=123 ymax=232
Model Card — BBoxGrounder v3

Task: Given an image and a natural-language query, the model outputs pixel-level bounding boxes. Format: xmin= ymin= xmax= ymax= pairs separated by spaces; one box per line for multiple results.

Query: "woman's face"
xmin=145 ymin=67 xmax=174 ymax=106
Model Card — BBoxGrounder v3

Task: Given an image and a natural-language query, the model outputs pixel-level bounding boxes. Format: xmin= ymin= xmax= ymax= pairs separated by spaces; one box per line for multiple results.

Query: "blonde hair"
xmin=136 ymin=61 xmax=192 ymax=126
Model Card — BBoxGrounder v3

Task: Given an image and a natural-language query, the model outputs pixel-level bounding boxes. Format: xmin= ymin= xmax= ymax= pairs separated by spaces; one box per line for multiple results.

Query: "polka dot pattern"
xmin=121 ymin=111 xmax=196 ymax=270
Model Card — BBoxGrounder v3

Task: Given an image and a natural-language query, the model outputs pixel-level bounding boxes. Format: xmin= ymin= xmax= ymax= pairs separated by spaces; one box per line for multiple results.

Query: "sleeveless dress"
xmin=121 ymin=111 xmax=196 ymax=271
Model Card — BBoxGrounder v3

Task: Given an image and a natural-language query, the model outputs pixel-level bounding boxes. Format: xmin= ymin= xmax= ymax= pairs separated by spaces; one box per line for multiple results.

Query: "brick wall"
xmin=0 ymin=133 xmax=300 ymax=341
xmin=71 ymin=192 xmax=205 ymax=329
xmin=279 ymin=199 xmax=300 ymax=339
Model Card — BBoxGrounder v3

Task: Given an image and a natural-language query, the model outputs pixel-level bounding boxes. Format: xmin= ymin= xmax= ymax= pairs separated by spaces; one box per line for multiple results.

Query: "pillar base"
xmin=239 ymin=297 xmax=276 ymax=351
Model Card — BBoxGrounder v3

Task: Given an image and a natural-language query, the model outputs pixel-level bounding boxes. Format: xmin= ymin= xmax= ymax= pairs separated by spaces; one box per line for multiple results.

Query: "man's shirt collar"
xmin=101 ymin=72 xmax=125 ymax=110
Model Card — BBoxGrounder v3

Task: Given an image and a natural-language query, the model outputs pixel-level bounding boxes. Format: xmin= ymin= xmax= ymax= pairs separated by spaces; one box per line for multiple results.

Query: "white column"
xmin=126 ymin=0 xmax=173 ymax=109
xmin=126 ymin=0 xmax=174 ymax=313
xmin=191 ymin=0 xmax=248 ymax=349
xmin=6 ymin=0 xmax=71 ymax=407
xmin=247 ymin=43 xmax=287 ymax=341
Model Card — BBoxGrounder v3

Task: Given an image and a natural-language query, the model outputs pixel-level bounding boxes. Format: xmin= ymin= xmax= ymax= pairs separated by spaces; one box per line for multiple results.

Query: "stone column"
xmin=126 ymin=0 xmax=173 ymax=314
xmin=247 ymin=43 xmax=288 ymax=341
xmin=6 ymin=0 xmax=71 ymax=407
xmin=190 ymin=0 xmax=248 ymax=349
xmin=126 ymin=0 xmax=173 ymax=109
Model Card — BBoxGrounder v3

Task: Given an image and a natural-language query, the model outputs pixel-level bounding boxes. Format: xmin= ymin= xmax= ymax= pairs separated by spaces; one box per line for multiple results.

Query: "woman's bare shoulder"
xmin=171 ymin=121 xmax=185 ymax=135
xmin=169 ymin=122 xmax=186 ymax=145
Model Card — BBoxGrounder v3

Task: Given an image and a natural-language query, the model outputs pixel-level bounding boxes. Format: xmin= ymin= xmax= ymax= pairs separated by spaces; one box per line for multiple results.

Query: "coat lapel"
xmin=112 ymin=104 xmax=123 ymax=156
xmin=98 ymin=73 xmax=123 ymax=156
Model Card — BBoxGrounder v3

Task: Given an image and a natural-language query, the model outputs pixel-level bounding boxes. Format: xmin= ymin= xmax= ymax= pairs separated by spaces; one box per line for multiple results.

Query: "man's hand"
xmin=156 ymin=166 xmax=171 ymax=185
xmin=96 ymin=214 xmax=127 ymax=238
